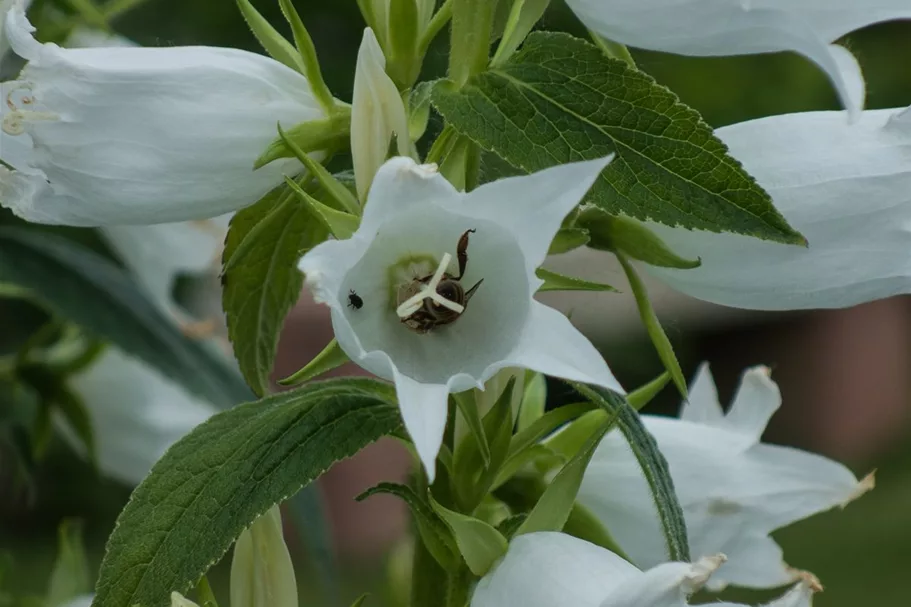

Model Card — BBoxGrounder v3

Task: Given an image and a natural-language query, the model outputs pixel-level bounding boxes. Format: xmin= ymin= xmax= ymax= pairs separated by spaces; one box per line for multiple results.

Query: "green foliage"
xmin=235 ymin=0 xmax=307 ymax=74
xmin=570 ymin=383 xmax=690 ymax=562
xmin=254 ymin=112 xmax=351 ymax=169
xmin=516 ymin=371 xmax=547 ymax=432
xmin=92 ymin=378 xmax=401 ymax=607
xmin=433 ymin=32 xmax=806 ymax=245
xmin=491 ymin=0 xmax=550 ymax=66
xmin=547 ymin=227 xmax=590 ymax=255
xmin=357 ymin=483 xmax=461 ymax=572
xmin=221 ymin=184 xmax=326 ymax=397
xmin=450 ymin=0 xmax=497 ymax=86
xmin=581 ymin=209 xmax=701 ymax=269
xmin=278 ymin=338 xmax=350 ymax=386
xmin=429 ymin=496 xmax=508 ymax=577
xmin=277 ymin=0 xmax=336 ymax=112
xmin=535 ymin=267 xmax=617 ymax=293
xmin=0 ymin=228 xmax=249 ymax=407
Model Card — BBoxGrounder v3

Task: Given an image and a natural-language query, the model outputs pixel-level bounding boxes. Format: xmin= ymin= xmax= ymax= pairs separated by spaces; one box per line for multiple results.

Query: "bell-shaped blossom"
xmin=62 ymin=348 xmax=217 ymax=485
xmin=640 ymin=104 xmax=911 ymax=310
xmin=351 ymin=28 xmax=413 ymax=201
xmin=0 ymin=1 xmax=325 ymax=226
xmin=298 ymin=156 xmax=623 ymax=479
xmin=471 ymin=531 xmax=816 ymax=607
xmin=565 ymin=0 xmax=911 ymax=118
xmin=230 ymin=505 xmax=298 ymax=607
xmin=578 ymin=364 xmax=872 ymax=590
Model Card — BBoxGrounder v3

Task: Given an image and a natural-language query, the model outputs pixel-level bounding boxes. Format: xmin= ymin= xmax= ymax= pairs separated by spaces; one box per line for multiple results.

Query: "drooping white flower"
xmin=230 ymin=505 xmax=298 ymax=607
xmin=565 ymin=0 xmax=911 ymax=118
xmin=0 ymin=1 xmax=325 ymax=226
xmin=61 ymin=348 xmax=217 ymax=485
xmin=298 ymin=156 xmax=623 ymax=479
xmin=471 ymin=531 xmax=816 ymax=607
xmin=578 ymin=364 xmax=872 ymax=590
xmin=351 ymin=28 xmax=413 ymax=202
xmin=640 ymin=104 xmax=911 ymax=310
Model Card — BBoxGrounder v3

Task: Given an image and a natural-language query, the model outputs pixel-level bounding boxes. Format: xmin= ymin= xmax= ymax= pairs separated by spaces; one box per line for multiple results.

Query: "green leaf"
xmin=516 ymin=371 xmax=546 ymax=432
xmin=570 ymin=383 xmax=690 ymax=562
xmin=47 ymin=519 xmax=91 ymax=607
xmin=627 ymin=371 xmax=672 ymax=411
xmin=495 ymin=513 xmax=527 ymax=539
xmin=235 ymin=0 xmax=305 ymax=74
xmin=453 ymin=391 xmax=491 ymax=467
xmin=429 ymin=496 xmax=508 ymax=577
xmin=450 ymin=0 xmax=497 ymax=87
xmin=53 ymin=386 xmax=96 ymax=469
xmin=387 ymin=0 xmax=421 ymax=87
xmin=277 ymin=124 xmax=360 ymax=215
xmin=0 ymin=228 xmax=250 ymax=406
xmin=535 ymin=267 xmax=617 ymax=293
xmin=277 ymin=0 xmax=335 ymax=113
xmin=222 ymin=184 xmax=326 ymax=397
xmin=548 ymin=227 xmax=590 ymax=255
xmin=433 ymin=32 xmax=805 ymax=245
xmin=580 ymin=210 xmax=700 ymax=269
xmin=284 ymin=177 xmax=360 ymax=240
xmin=616 ymin=253 xmax=687 ymax=398
xmin=563 ymin=502 xmax=629 ymax=559
xmin=509 ymin=401 xmax=592 ymax=463
xmin=357 ymin=482 xmax=460 ymax=572
xmin=254 ymin=111 xmax=351 ymax=169
xmin=91 ymin=378 xmax=402 ymax=607
xmin=409 ymin=80 xmax=435 ymax=141
xmin=491 ymin=0 xmax=550 ymax=66
xmin=515 ymin=417 xmax=610 ymax=536
xmin=350 ymin=594 xmax=369 ymax=607
xmin=278 ymin=338 xmax=350 ymax=386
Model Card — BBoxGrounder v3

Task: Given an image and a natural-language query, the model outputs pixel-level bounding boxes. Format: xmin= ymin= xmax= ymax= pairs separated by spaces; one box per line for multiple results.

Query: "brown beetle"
xmin=399 ymin=229 xmax=484 ymax=334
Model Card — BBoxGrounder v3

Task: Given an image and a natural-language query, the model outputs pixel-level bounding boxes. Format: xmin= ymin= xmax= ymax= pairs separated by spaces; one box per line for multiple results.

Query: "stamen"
xmin=2 ymin=109 xmax=58 ymax=136
xmin=395 ymin=252 xmax=465 ymax=318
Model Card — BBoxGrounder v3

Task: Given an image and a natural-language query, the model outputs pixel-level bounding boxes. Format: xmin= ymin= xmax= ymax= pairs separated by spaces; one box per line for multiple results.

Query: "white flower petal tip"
xmin=844 ymin=470 xmax=876 ymax=506
xmin=785 ymin=569 xmax=824 ymax=594
xmin=644 ymin=103 xmax=911 ymax=311
xmin=0 ymin=5 xmax=324 ymax=226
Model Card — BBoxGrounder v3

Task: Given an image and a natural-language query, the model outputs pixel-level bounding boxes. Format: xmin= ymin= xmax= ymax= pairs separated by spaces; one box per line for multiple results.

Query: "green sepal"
xmin=284 ymin=177 xmax=360 ymax=240
xmin=514 ymin=417 xmax=611 ymax=536
xmin=617 ymin=253 xmax=687 ymax=398
xmin=449 ymin=0 xmax=497 ymax=87
xmin=195 ymin=576 xmax=220 ymax=607
xmin=452 ymin=391 xmax=491 ymax=467
xmin=508 ymin=401 xmax=592 ymax=465
xmin=516 ymin=371 xmax=546 ymax=432
xmin=588 ymin=30 xmax=637 ymax=69
xmin=408 ymin=80 xmax=435 ymax=141
xmin=429 ymin=495 xmax=508 ymax=577
xmin=536 ymin=267 xmax=617 ymax=293
xmin=387 ymin=0 xmax=422 ymax=88
xmin=277 ymin=123 xmax=360 ymax=214
xmin=627 ymin=371 xmax=672 ymax=411
xmin=417 ymin=0 xmax=453 ymax=57
xmin=495 ymin=513 xmax=528 ymax=540
xmin=357 ymin=483 xmax=461 ymax=572
xmin=548 ymin=227 xmax=590 ymax=255
xmin=236 ymin=0 xmax=306 ymax=74
xmin=580 ymin=209 xmax=701 ymax=269
xmin=541 ymin=409 xmax=607 ymax=468
xmin=254 ymin=111 xmax=351 ymax=170
xmin=46 ymin=519 xmax=91 ymax=607
xmin=278 ymin=0 xmax=336 ymax=113
xmin=278 ymin=338 xmax=351 ymax=386
xmin=491 ymin=0 xmax=550 ymax=67
xmin=492 ymin=443 xmax=560 ymax=491
xmin=563 ymin=502 xmax=630 ymax=560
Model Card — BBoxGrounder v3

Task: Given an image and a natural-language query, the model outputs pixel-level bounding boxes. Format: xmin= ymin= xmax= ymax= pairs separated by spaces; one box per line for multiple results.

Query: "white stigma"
xmin=395 ymin=252 xmax=465 ymax=318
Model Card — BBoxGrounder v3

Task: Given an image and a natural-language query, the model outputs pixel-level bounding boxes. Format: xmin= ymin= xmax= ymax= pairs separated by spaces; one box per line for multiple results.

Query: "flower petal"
xmin=500 ymin=301 xmax=624 ymax=394
xmin=461 ymin=156 xmax=613 ymax=275
xmin=62 ymin=348 xmax=216 ymax=485
xmin=714 ymin=579 xmax=818 ymax=607
xmin=0 ymin=3 xmax=323 ymax=225
xmin=101 ymin=215 xmax=230 ymax=314
xmin=565 ymin=0 xmax=911 ymax=117
xmin=351 ymin=28 xmax=413 ymax=201
xmin=644 ymin=105 xmax=911 ymax=310
xmin=679 ymin=362 xmax=724 ymax=425
xmin=392 ymin=368 xmax=449 ymax=482
xmin=601 ymin=555 xmax=724 ymax=607
xmin=471 ymin=532 xmax=639 ymax=607
xmin=230 ymin=505 xmax=298 ymax=607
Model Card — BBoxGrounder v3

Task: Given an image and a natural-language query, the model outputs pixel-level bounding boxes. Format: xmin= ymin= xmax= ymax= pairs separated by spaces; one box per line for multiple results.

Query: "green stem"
xmin=425 ymin=124 xmax=457 ymax=165
xmin=410 ymin=511 xmax=449 ymax=607
xmin=445 ymin=567 xmax=473 ymax=607
xmin=418 ymin=0 xmax=453 ymax=56
xmin=588 ymin=30 xmax=637 ymax=69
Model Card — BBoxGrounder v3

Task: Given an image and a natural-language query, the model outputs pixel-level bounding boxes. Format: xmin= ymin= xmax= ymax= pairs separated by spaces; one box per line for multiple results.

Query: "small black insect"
xmin=347 ymin=289 xmax=364 ymax=310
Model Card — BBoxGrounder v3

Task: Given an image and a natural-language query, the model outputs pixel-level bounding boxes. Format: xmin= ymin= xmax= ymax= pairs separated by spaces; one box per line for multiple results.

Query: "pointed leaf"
xmin=453 ymin=392 xmax=491 ymax=467
xmin=429 ymin=496 xmax=508 ymax=576
xmin=517 ymin=371 xmax=547 ymax=432
xmin=408 ymin=80 xmax=435 ymax=141
xmin=582 ymin=210 xmax=701 ymax=269
xmin=548 ymin=227 xmax=590 ymax=255
xmin=277 ymin=124 xmax=360 ymax=215
xmin=433 ymin=32 xmax=805 ymax=244
xmin=0 ymin=228 xmax=250 ymax=407
xmin=491 ymin=0 xmax=550 ymax=66
xmin=92 ymin=379 xmax=401 ymax=607
xmin=536 ymin=267 xmax=617 ymax=293
xmin=278 ymin=338 xmax=350 ymax=386
xmin=627 ymin=372 xmax=671 ymax=411
xmin=254 ymin=112 xmax=351 ymax=169
xmin=222 ymin=185 xmax=327 ymax=397
xmin=278 ymin=0 xmax=335 ymax=112
xmin=285 ymin=177 xmax=360 ymax=240
xmin=236 ymin=0 xmax=306 ymax=74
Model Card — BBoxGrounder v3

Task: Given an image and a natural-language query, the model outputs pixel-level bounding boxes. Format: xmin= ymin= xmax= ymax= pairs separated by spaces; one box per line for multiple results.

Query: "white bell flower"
xmin=471 ymin=532 xmax=816 ymax=607
xmin=230 ymin=505 xmax=298 ymax=607
xmin=351 ymin=27 xmax=413 ymax=202
xmin=298 ymin=156 xmax=623 ymax=479
xmin=578 ymin=364 xmax=873 ymax=590
xmin=565 ymin=0 xmax=911 ymax=118
xmin=640 ymin=104 xmax=911 ymax=310
xmin=0 ymin=1 xmax=325 ymax=226
xmin=62 ymin=348 xmax=217 ymax=485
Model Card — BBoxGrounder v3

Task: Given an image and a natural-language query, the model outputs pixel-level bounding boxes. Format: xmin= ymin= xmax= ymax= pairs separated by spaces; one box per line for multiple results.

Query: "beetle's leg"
xmin=455 ymin=228 xmax=476 ymax=279
xmin=464 ymin=278 xmax=484 ymax=303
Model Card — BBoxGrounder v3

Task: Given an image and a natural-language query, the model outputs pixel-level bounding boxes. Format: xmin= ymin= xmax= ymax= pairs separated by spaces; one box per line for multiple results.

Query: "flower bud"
xmin=229 ymin=505 xmax=298 ymax=607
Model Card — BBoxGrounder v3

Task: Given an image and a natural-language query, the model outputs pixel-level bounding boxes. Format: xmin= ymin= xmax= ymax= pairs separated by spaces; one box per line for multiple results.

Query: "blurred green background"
xmin=2 ymin=1 xmax=911 ymax=606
